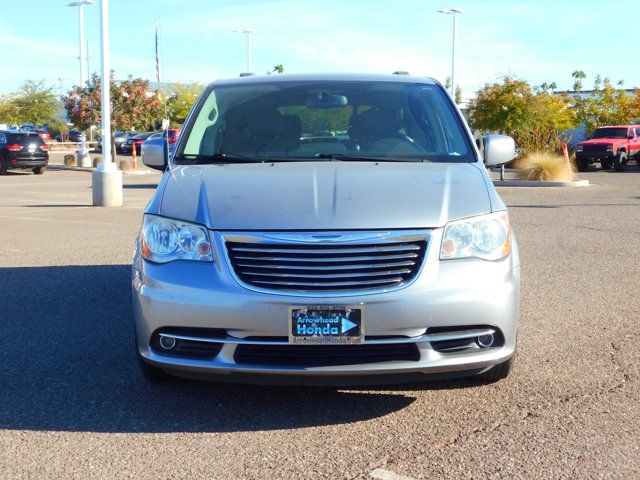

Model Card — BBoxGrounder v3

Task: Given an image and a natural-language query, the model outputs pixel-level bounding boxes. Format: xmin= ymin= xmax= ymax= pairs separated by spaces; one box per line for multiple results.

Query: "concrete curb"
xmin=48 ymin=164 xmax=155 ymax=175
xmin=493 ymin=179 xmax=590 ymax=187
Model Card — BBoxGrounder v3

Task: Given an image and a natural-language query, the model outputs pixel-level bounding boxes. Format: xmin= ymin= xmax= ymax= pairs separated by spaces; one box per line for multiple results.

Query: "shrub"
xmin=63 ymin=154 xmax=76 ymax=166
xmin=119 ymin=159 xmax=131 ymax=171
xmin=517 ymin=151 xmax=573 ymax=182
xmin=92 ymin=156 xmax=102 ymax=168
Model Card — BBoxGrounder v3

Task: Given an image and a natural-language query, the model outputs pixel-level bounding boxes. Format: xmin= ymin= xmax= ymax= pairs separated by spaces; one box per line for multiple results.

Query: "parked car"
xmin=122 ymin=131 xmax=157 ymax=155
xmin=36 ymin=128 xmax=50 ymax=141
xmin=166 ymin=128 xmax=181 ymax=145
xmin=0 ymin=129 xmax=49 ymax=174
xmin=97 ymin=131 xmax=135 ymax=152
xmin=55 ymin=130 xmax=84 ymax=143
xmin=134 ymin=73 xmax=520 ymax=385
xmin=575 ymin=125 xmax=640 ymax=172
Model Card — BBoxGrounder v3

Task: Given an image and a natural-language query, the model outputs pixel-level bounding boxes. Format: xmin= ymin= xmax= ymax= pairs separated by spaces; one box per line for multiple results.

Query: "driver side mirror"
xmin=483 ymin=134 xmax=516 ymax=166
xmin=142 ymin=137 xmax=168 ymax=171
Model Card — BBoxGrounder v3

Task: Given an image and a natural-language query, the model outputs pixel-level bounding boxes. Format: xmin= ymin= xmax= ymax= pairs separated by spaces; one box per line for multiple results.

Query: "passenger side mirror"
xmin=142 ymin=137 xmax=168 ymax=171
xmin=483 ymin=134 xmax=516 ymax=166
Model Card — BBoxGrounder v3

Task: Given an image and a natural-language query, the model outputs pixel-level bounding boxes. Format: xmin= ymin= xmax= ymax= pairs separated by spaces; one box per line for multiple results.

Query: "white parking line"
xmin=370 ymin=468 xmax=416 ymax=480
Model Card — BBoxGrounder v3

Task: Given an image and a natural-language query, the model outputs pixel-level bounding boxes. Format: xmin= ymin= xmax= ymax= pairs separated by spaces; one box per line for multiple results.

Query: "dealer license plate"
xmin=289 ymin=306 xmax=364 ymax=344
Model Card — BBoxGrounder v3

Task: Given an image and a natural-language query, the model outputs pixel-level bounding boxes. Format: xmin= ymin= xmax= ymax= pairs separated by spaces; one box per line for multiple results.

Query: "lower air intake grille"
xmin=234 ymin=343 xmax=420 ymax=367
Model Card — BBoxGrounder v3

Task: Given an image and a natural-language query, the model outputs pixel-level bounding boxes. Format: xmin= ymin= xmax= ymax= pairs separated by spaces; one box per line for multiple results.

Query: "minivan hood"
xmin=158 ymin=162 xmax=492 ymax=230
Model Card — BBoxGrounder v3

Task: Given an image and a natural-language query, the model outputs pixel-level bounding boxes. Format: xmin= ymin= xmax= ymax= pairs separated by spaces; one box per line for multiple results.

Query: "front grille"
xmin=581 ymin=144 xmax=609 ymax=154
xmin=234 ymin=343 xmax=420 ymax=367
xmin=225 ymin=237 xmax=428 ymax=292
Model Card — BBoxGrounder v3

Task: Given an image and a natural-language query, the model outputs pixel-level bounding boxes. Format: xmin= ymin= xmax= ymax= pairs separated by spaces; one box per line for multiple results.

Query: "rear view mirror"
xmin=142 ymin=137 xmax=168 ymax=171
xmin=305 ymin=93 xmax=348 ymax=109
xmin=483 ymin=134 xmax=516 ymax=166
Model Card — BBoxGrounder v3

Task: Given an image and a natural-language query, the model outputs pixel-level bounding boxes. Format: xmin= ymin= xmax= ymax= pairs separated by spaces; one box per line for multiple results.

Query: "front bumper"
xmin=132 ymin=229 xmax=520 ymax=385
xmin=576 ymin=152 xmax=614 ymax=162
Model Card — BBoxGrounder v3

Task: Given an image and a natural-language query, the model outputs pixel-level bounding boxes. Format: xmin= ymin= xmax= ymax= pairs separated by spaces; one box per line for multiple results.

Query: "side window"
xmin=0 ymin=133 xmax=6 ymax=143
xmin=635 ymin=128 xmax=640 ymax=138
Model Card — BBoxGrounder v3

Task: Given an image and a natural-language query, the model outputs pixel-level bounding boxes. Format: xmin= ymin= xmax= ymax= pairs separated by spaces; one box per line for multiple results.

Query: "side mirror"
xmin=483 ymin=134 xmax=516 ymax=166
xmin=142 ymin=137 xmax=168 ymax=171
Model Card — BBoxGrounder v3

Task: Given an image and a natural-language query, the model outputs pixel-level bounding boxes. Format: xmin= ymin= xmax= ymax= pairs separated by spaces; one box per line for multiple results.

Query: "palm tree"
xmin=571 ymin=70 xmax=586 ymax=92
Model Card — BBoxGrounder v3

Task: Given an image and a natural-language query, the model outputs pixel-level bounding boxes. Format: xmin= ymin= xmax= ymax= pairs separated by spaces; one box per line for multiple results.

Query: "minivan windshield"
xmin=177 ymin=80 xmax=475 ymax=164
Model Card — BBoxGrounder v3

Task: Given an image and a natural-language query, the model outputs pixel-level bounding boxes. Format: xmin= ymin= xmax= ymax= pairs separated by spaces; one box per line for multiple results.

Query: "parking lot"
xmin=0 ymin=169 xmax=638 ymax=479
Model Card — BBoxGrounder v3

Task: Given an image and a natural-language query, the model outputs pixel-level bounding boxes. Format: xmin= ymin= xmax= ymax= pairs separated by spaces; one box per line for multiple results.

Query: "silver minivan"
xmin=134 ymin=73 xmax=520 ymax=385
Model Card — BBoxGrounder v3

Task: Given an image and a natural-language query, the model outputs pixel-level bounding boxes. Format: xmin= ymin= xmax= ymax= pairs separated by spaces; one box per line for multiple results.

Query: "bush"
xmin=63 ymin=154 xmax=76 ymax=166
xmin=92 ymin=156 xmax=102 ymax=168
xmin=517 ymin=151 xmax=573 ymax=182
xmin=119 ymin=159 xmax=131 ymax=171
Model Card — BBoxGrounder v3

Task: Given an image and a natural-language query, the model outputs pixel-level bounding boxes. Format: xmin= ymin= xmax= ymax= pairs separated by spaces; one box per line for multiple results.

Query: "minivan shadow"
xmin=0 ymin=265 xmax=419 ymax=433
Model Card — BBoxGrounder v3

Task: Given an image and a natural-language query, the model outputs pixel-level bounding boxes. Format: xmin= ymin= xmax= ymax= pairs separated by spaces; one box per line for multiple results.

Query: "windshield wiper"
xmin=174 ymin=152 xmax=266 ymax=164
xmin=312 ymin=153 xmax=422 ymax=162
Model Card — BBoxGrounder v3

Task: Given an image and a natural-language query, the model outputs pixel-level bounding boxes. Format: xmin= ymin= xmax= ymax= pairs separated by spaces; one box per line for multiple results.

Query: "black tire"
xmin=600 ymin=160 xmax=613 ymax=170
xmin=575 ymin=156 xmax=590 ymax=172
xmin=614 ymin=152 xmax=628 ymax=172
xmin=476 ymin=355 xmax=515 ymax=382
xmin=137 ymin=352 xmax=174 ymax=383
xmin=32 ymin=166 xmax=45 ymax=175
xmin=0 ymin=161 xmax=7 ymax=175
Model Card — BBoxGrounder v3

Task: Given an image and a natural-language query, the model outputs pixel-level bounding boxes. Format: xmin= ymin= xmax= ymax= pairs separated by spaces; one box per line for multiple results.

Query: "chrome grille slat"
xmin=253 ymin=277 xmax=406 ymax=287
xmin=225 ymin=234 xmax=428 ymax=293
xmin=240 ymin=269 xmax=412 ymax=279
xmin=235 ymin=260 xmax=417 ymax=271
xmin=233 ymin=253 xmax=419 ymax=263
xmin=229 ymin=245 xmax=421 ymax=255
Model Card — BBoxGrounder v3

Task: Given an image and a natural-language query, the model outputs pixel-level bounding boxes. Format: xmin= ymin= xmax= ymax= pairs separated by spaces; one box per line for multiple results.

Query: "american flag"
xmin=155 ymin=23 xmax=160 ymax=83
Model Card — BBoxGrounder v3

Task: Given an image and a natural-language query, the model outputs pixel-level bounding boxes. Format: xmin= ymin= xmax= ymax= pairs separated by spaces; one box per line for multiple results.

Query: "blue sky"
xmin=0 ymin=0 xmax=633 ymax=99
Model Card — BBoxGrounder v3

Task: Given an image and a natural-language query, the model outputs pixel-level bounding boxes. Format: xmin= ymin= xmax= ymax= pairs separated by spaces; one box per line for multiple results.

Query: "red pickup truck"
xmin=575 ymin=125 xmax=640 ymax=172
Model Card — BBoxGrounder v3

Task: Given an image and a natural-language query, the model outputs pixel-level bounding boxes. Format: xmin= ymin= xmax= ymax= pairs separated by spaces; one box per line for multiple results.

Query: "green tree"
xmin=573 ymin=76 xmax=637 ymax=132
xmin=266 ymin=64 xmax=285 ymax=75
xmin=64 ymin=73 xmax=162 ymax=131
xmin=0 ymin=80 xmax=60 ymax=125
xmin=163 ymin=83 xmax=204 ymax=126
xmin=571 ymin=70 xmax=587 ymax=92
xmin=467 ymin=76 xmax=576 ymax=152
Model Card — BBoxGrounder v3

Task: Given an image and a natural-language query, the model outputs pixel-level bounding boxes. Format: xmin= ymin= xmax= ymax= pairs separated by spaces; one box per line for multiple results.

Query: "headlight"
xmin=140 ymin=215 xmax=213 ymax=263
xmin=440 ymin=212 xmax=511 ymax=261
xmin=576 ymin=145 xmax=583 ymax=152
xmin=606 ymin=144 xmax=614 ymax=152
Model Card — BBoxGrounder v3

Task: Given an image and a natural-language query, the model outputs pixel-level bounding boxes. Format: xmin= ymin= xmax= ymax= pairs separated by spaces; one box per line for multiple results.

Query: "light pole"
xmin=234 ymin=27 xmax=254 ymax=74
xmin=92 ymin=0 xmax=122 ymax=207
xmin=438 ymin=8 xmax=463 ymax=98
xmin=67 ymin=0 xmax=94 ymax=163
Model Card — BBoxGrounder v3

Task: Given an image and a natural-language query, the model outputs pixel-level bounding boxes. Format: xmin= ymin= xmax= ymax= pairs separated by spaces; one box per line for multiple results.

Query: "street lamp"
xmin=66 ymin=0 xmax=94 ymax=163
xmin=234 ymin=27 xmax=254 ymax=74
xmin=92 ymin=0 xmax=122 ymax=207
xmin=438 ymin=7 xmax=463 ymax=98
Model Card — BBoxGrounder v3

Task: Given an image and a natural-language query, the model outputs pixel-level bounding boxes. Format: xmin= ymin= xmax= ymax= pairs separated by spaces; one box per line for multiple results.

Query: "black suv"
xmin=0 ymin=130 xmax=49 ymax=175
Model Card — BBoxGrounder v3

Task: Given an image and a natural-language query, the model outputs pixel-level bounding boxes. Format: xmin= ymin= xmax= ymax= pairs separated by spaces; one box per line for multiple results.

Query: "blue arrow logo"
xmin=341 ymin=317 xmax=357 ymax=334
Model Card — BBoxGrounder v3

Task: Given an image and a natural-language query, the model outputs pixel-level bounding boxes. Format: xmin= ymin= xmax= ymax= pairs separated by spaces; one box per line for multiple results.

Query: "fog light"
xmin=159 ymin=335 xmax=177 ymax=350
xmin=477 ymin=334 xmax=495 ymax=348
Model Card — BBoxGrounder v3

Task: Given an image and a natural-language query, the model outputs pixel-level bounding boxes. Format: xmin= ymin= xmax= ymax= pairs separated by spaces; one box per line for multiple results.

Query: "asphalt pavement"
xmin=0 ymin=168 xmax=638 ymax=479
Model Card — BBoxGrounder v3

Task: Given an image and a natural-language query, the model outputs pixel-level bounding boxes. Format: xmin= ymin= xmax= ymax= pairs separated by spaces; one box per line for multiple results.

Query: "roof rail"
xmin=239 ymin=72 xmax=255 ymax=77
xmin=393 ymin=71 xmax=410 ymax=75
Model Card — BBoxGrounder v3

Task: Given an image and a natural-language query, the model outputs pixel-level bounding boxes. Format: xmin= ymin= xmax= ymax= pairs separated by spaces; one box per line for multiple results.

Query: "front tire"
xmin=476 ymin=355 xmax=515 ymax=382
xmin=137 ymin=352 xmax=174 ymax=383
xmin=614 ymin=152 xmax=628 ymax=172
xmin=575 ymin=156 xmax=590 ymax=172
xmin=32 ymin=166 xmax=45 ymax=175
xmin=600 ymin=160 xmax=613 ymax=170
